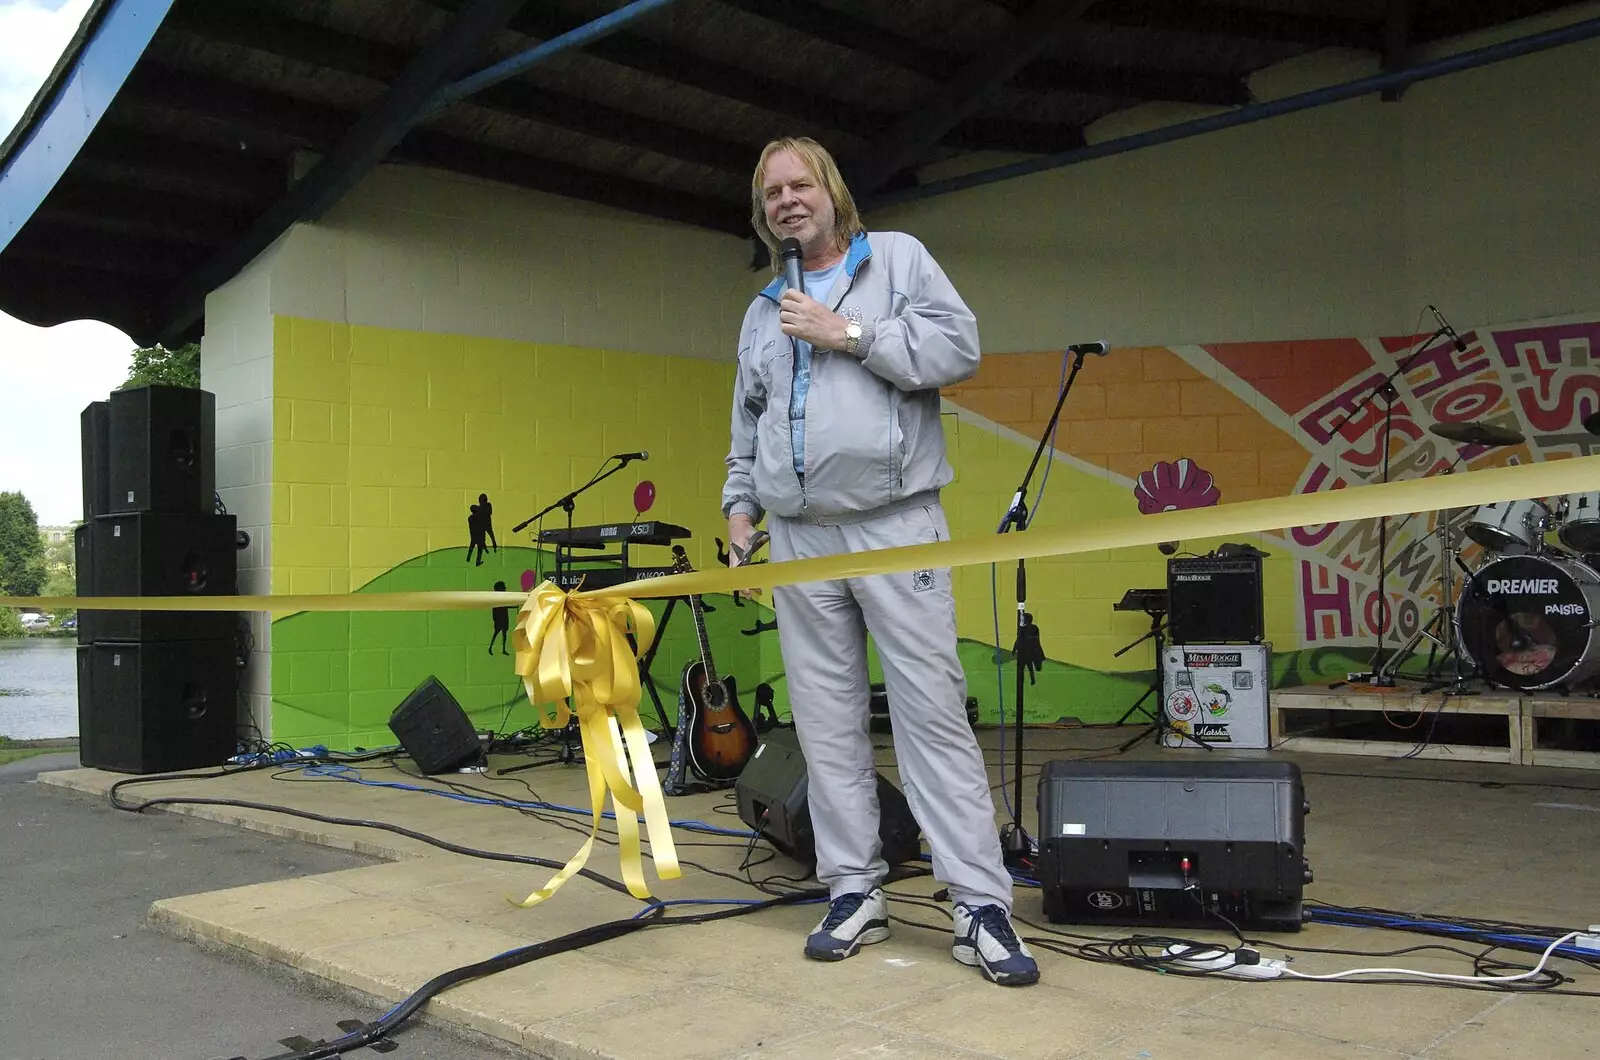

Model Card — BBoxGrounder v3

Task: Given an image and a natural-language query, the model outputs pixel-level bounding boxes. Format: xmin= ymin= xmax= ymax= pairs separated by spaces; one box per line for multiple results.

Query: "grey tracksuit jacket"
xmin=721 ymin=230 xmax=981 ymax=525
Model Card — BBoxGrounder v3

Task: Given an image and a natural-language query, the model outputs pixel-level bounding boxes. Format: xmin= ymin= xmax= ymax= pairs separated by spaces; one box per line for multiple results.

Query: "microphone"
xmin=1427 ymin=305 xmax=1468 ymax=352
xmin=779 ymin=237 xmax=804 ymax=294
xmin=613 ymin=451 xmax=649 ymax=463
xmin=1068 ymin=341 xmax=1109 ymax=356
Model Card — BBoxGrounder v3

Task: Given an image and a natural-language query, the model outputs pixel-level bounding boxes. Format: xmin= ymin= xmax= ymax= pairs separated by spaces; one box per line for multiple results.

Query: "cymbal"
xmin=1429 ymin=421 xmax=1525 ymax=447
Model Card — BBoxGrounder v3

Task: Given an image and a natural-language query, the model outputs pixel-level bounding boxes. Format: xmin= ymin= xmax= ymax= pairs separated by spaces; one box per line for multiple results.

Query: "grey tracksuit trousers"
xmin=769 ymin=499 xmax=1013 ymax=911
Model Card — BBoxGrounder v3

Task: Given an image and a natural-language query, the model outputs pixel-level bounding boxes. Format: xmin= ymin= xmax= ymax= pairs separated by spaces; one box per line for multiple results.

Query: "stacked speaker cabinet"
xmin=76 ymin=385 xmax=240 ymax=774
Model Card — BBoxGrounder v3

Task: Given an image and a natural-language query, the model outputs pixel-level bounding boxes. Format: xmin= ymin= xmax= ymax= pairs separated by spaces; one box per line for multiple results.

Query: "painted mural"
xmin=265 ymin=312 xmax=1600 ymax=749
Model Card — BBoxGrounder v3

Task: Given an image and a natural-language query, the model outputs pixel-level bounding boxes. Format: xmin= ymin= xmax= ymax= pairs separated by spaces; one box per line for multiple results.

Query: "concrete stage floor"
xmin=36 ymin=726 xmax=1600 ymax=1060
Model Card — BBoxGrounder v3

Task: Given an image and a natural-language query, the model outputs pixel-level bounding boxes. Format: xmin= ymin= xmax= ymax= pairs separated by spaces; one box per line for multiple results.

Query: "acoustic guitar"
xmin=671 ymin=545 xmax=758 ymax=781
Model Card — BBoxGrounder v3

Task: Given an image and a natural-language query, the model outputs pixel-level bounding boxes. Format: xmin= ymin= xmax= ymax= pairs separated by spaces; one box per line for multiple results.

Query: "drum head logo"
xmin=1088 ymin=891 xmax=1123 ymax=910
xmin=1166 ymin=689 xmax=1200 ymax=723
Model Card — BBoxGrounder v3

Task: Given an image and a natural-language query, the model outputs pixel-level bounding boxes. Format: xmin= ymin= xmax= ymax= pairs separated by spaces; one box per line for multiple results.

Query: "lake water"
xmin=0 ymin=638 xmax=78 ymax=740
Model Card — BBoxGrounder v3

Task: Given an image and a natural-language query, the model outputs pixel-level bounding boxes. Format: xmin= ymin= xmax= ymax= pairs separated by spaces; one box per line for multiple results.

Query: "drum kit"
xmin=1383 ymin=417 xmax=1600 ymax=696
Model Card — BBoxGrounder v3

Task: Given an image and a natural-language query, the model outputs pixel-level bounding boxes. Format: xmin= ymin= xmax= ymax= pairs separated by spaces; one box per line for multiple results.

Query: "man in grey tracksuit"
xmin=722 ymin=137 xmax=1038 ymax=986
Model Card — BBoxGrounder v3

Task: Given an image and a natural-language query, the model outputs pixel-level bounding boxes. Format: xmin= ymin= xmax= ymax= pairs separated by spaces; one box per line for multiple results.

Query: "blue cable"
xmin=297 ymin=762 xmax=757 ymax=837
xmin=1309 ymin=909 xmax=1597 ymax=960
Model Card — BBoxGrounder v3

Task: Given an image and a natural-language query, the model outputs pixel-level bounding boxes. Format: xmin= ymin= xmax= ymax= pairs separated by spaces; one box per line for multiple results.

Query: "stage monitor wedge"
xmin=1036 ymin=759 xmax=1312 ymax=932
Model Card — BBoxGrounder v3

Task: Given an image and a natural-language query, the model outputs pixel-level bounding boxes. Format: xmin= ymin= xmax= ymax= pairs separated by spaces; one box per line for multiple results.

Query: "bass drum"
xmin=1456 ymin=553 xmax=1600 ymax=691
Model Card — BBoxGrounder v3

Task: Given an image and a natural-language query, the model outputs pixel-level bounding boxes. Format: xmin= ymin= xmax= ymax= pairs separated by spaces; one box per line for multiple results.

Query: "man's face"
xmin=761 ymin=149 xmax=836 ymax=257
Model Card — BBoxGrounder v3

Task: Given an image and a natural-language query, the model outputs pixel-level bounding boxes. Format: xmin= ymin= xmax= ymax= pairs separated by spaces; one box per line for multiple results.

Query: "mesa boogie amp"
xmin=1166 ymin=554 xmax=1264 ymax=644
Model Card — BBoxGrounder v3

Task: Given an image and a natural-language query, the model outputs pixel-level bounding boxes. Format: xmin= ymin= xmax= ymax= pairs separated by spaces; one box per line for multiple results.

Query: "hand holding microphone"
xmin=777 ymin=235 xmax=852 ymax=351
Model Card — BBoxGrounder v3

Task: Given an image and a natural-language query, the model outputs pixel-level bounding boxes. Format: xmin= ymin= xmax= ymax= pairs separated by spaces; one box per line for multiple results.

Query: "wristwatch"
xmin=842 ymin=306 xmax=870 ymax=358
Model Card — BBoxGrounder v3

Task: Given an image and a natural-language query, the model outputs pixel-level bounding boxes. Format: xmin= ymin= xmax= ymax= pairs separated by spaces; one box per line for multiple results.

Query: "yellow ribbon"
xmin=505 ymin=580 xmax=680 ymax=905
xmin=11 ymin=454 xmax=1600 ymax=901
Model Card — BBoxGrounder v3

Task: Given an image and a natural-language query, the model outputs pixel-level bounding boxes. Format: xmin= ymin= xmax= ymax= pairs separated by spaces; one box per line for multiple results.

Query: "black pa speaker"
xmin=81 ymin=401 xmax=111 ymax=519
xmin=77 ymin=640 xmax=239 ymax=774
xmin=1166 ymin=554 xmax=1264 ymax=644
xmin=108 ymin=384 xmax=215 ymax=514
xmin=735 ymin=728 xmax=921 ymax=869
xmin=389 ymin=676 xmax=484 ymax=774
xmin=1036 ymin=759 xmax=1312 ymax=932
xmin=80 ymin=511 xmax=238 ymax=642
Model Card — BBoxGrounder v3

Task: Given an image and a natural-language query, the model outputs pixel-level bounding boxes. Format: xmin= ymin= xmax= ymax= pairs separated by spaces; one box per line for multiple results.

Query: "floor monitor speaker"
xmin=389 ymin=676 xmax=484 ymax=774
xmin=734 ymin=728 xmax=921 ymax=869
xmin=1036 ymin=759 xmax=1312 ymax=932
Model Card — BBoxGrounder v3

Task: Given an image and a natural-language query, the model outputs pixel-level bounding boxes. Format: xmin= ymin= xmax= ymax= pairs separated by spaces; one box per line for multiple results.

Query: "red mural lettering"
xmin=1517 ymin=373 xmax=1600 ymax=432
xmin=1406 ymin=343 xmax=1490 ymax=397
xmin=1301 ymin=563 xmax=1353 ymax=640
xmin=1340 ymin=414 xmax=1424 ymax=470
xmin=1431 ymin=380 xmax=1504 ymax=424
xmin=1300 ymin=373 xmax=1388 ymax=445
xmin=1292 ymin=463 xmax=1345 ymax=546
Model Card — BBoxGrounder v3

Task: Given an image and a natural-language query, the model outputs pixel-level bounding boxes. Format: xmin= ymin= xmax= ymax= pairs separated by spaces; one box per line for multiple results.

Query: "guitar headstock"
xmin=671 ymin=544 xmax=694 ymax=573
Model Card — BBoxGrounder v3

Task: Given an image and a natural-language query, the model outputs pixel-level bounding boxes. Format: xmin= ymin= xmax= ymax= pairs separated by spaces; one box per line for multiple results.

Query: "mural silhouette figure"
xmin=490 ymin=580 xmax=510 ymax=655
xmin=467 ymin=493 xmax=498 ymax=565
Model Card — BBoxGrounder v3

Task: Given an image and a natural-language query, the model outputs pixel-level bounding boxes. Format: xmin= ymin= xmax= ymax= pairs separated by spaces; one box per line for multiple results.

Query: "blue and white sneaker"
xmin=804 ymin=887 xmax=890 ymax=961
xmin=952 ymin=902 xmax=1040 ymax=985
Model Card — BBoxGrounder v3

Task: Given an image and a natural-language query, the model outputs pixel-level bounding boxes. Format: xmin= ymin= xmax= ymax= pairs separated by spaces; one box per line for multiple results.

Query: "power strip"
xmin=1164 ymin=944 xmax=1288 ymax=979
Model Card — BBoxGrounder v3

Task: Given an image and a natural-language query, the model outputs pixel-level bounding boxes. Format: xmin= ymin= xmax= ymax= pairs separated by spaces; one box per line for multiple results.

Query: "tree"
xmin=0 ymin=492 xmax=46 ymax=597
xmin=41 ymin=528 xmax=77 ymax=621
xmin=123 ymin=342 xmax=200 ymax=389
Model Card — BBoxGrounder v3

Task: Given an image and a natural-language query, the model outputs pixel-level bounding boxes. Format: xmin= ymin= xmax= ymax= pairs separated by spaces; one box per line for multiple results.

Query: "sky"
xmin=1 ymin=0 xmax=141 ymax=526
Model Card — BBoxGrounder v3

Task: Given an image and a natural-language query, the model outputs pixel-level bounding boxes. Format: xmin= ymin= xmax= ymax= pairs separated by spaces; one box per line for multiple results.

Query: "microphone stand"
xmin=510 ymin=456 xmax=639 ymax=538
xmin=996 ymin=345 xmax=1093 ymax=867
xmin=1325 ymin=325 xmax=1450 ymax=687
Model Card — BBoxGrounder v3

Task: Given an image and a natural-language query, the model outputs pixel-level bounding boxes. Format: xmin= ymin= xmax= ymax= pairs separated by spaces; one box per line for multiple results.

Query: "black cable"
xmin=108 ymin=770 xmax=646 ymax=900
xmin=254 ymin=891 xmax=824 ymax=1060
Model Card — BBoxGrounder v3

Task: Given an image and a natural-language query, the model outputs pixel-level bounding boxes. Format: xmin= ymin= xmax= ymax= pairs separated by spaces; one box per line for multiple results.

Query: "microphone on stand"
xmin=612 ymin=451 xmax=649 ymax=463
xmin=1427 ymin=305 xmax=1468 ymax=352
xmin=1068 ymin=341 xmax=1110 ymax=356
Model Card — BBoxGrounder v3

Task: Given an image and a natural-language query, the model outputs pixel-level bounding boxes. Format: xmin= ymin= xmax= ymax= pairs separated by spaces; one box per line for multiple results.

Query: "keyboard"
xmin=545 ymin=566 xmax=676 ymax=591
xmin=538 ymin=521 xmax=692 ymax=548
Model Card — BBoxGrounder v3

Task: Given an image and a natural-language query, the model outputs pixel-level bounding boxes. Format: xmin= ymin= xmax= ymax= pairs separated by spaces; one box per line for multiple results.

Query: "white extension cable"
xmin=1280 ymin=931 xmax=1584 ymax=984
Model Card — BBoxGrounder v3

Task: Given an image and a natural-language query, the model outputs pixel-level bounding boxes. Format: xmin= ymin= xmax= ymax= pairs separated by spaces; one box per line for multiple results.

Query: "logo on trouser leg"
xmin=912 ymin=569 xmax=935 ymax=592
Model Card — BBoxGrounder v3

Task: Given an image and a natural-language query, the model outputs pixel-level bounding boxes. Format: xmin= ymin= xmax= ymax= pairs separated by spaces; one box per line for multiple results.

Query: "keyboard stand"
xmin=636 ymin=596 xmax=681 ymax=738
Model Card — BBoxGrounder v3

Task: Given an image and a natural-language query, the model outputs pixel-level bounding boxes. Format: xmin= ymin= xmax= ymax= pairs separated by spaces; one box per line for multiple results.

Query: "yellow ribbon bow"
xmin=509 ymin=580 xmax=681 ymax=905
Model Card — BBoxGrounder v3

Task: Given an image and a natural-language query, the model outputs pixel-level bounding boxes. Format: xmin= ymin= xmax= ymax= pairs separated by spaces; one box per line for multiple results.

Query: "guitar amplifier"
xmin=1166 ymin=554 xmax=1263 ymax=644
xmin=1035 ymin=759 xmax=1312 ymax=933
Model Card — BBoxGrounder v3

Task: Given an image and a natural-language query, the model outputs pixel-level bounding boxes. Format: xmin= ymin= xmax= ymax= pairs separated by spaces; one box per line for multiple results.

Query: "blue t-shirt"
xmin=789 ymin=259 xmax=845 ymax=474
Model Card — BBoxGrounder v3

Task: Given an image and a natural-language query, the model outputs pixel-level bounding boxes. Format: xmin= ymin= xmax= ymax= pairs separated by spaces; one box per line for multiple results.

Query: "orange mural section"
xmin=943 ymin=345 xmax=1305 ymax=504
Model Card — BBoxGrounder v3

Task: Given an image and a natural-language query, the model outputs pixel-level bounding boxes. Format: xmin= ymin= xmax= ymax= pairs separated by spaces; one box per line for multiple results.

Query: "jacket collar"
xmin=759 ymin=231 xmax=872 ymax=303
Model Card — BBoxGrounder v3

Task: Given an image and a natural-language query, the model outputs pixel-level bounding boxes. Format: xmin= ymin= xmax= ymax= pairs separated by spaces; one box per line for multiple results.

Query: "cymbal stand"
xmin=1377 ymin=508 xmax=1476 ymax=692
xmin=1327 ymin=323 xmax=1452 ymax=686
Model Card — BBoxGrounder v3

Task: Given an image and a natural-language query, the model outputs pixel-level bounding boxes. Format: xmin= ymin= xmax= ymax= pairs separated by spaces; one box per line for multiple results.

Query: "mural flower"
xmin=1134 ymin=458 xmax=1221 ymax=514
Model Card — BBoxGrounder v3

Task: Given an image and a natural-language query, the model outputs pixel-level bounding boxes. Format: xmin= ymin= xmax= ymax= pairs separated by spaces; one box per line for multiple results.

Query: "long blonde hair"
xmin=750 ymin=137 xmax=864 ymax=273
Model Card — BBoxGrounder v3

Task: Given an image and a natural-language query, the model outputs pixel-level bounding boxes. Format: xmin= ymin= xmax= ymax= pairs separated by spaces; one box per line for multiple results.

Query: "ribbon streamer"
xmin=16 ymin=454 xmax=1600 ymax=614
xmin=506 ymin=582 xmax=679 ymax=904
xmin=9 ymin=455 xmax=1600 ymax=900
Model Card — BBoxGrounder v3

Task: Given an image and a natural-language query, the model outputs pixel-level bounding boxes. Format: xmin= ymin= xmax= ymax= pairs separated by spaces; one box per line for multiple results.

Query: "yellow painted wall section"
xmin=272 ymin=317 xmax=738 ymax=589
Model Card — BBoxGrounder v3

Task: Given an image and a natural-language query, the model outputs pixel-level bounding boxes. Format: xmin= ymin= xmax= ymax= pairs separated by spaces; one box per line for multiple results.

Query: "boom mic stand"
xmin=996 ymin=342 xmax=1099 ymax=868
xmin=511 ymin=454 xmax=643 ymax=538
xmin=1326 ymin=324 xmax=1452 ymax=687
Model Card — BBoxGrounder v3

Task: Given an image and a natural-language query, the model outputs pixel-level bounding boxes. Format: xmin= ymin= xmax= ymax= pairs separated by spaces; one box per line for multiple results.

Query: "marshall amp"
xmin=1166 ymin=552 xmax=1264 ymax=644
xmin=1036 ymin=759 xmax=1312 ymax=933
